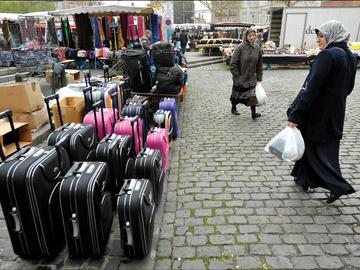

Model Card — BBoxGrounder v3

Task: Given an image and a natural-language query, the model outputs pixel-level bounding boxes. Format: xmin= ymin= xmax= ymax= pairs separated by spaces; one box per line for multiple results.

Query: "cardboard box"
xmin=0 ymin=81 xmax=44 ymax=114
xmin=65 ymin=69 xmax=80 ymax=83
xmin=0 ymin=121 xmax=32 ymax=158
xmin=52 ymin=96 xmax=85 ymax=128
xmin=12 ymin=106 xmax=49 ymax=131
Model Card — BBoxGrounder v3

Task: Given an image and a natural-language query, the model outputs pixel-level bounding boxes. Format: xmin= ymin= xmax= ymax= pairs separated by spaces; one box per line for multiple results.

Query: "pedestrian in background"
xmin=141 ymin=29 xmax=152 ymax=52
xmin=287 ymin=20 xmax=357 ymax=203
xmin=179 ymin=29 xmax=188 ymax=54
xmin=229 ymin=27 xmax=263 ymax=119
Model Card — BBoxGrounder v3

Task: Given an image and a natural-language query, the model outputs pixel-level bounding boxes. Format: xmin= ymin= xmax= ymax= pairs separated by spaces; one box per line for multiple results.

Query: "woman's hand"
xmin=288 ymin=121 xmax=298 ymax=128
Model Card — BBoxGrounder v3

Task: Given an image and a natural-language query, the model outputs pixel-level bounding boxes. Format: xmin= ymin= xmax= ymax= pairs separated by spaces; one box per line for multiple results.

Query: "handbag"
xmin=286 ymin=81 xmax=306 ymax=117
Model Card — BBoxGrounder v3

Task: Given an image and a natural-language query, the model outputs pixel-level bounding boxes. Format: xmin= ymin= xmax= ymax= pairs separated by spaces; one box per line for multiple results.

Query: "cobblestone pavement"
xmin=1 ymin=62 xmax=360 ymax=269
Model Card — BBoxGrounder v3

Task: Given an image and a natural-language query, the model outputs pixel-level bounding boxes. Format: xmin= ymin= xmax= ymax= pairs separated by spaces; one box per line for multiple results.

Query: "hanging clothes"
xmin=61 ymin=18 xmax=68 ymax=47
xmin=117 ymin=17 xmax=124 ymax=48
xmin=120 ymin=14 xmax=128 ymax=47
xmin=19 ymin=17 xmax=36 ymax=43
xmin=8 ymin=20 xmax=22 ymax=47
xmin=137 ymin=16 xmax=144 ymax=38
xmin=151 ymin=14 xmax=159 ymax=43
xmin=107 ymin=16 xmax=113 ymax=49
xmin=97 ymin=17 xmax=105 ymax=46
xmin=102 ymin=17 xmax=110 ymax=48
xmin=158 ymin=16 xmax=163 ymax=42
xmin=67 ymin=17 xmax=75 ymax=48
xmin=47 ymin=17 xmax=57 ymax=45
xmin=91 ymin=17 xmax=102 ymax=48
xmin=75 ymin=13 xmax=93 ymax=50
xmin=2 ymin=19 xmax=11 ymax=48
xmin=127 ymin=15 xmax=135 ymax=41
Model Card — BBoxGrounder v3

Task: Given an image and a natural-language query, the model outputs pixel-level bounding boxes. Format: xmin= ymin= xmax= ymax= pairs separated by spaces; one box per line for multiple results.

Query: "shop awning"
xmin=50 ymin=5 xmax=153 ymax=16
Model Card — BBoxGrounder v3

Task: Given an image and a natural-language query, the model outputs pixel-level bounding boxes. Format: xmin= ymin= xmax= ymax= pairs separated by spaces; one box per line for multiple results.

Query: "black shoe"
xmin=326 ymin=192 xmax=341 ymax=204
xmin=252 ymin=113 xmax=261 ymax=119
xmin=231 ymin=109 xmax=240 ymax=115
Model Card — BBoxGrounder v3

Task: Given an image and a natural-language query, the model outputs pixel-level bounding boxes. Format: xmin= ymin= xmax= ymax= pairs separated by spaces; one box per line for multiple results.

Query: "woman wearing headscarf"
xmin=229 ymin=27 xmax=263 ymax=119
xmin=287 ymin=20 xmax=357 ymax=203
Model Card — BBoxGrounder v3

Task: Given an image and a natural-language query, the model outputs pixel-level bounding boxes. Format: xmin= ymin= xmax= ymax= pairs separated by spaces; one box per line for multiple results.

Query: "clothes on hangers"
xmin=137 ymin=16 xmax=144 ymax=38
xmin=75 ymin=13 xmax=93 ymax=50
xmin=47 ymin=17 xmax=57 ymax=45
xmin=120 ymin=14 xmax=128 ymax=47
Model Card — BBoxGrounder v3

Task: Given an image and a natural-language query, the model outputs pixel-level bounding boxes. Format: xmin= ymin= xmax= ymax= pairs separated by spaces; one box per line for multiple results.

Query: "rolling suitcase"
xmin=45 ymin=93 xmax=97 ymax=162
xmin=155 ymin=65 xmax=184 ymax=94
xmin=159 ymin=98 xmax=179 ymax=139
xmin=59 ymin=161 xmax=113 ymax=257
xmin=134 ymin=148 xmax=164 ymax=206
xmin=117 ymin=178 xmax=155 ymax=259
xmin=153 ymin=109 xmax=174 ymax=142
xmin=146 ymin=127 xmax=170 ymax=174
xmin=114 ymin=116 xmax=143 ymax=156
xmin=151 ymin=42 xmax=175 ymax=67
xmin=0 ymin=109 xmax=71 ymax=257
xmin=93 ymin=100 xmax=133 ymax=206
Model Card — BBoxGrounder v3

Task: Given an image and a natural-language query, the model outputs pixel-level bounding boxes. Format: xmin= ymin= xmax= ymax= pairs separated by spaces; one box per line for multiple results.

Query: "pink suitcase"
xmin=146 ymin=128 xmax=170 ymax=173
xmin=113 ymin=116 xmax=143 ymax=155
xmin=83 ymin=89 xmax=119 ymax=140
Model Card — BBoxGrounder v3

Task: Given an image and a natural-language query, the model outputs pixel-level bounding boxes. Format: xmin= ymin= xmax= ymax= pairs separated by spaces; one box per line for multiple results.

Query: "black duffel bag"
xmin=155 ymin=65 xmax=184 ymax=94
xmin=152 ymin=42 xmax=175 ymax=67
xmin=122 ymin=49 xmax=153 ymax=92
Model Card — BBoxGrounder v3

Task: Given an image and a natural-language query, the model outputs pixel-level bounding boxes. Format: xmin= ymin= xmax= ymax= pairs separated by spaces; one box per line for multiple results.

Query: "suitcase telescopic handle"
xmin=82 ymin=86 xmax=93 ymax=114
xmin=103 ymin=65 xmax=109 ymax=83
xmin=130 ymin=116 xmax=141 ymax=155
xmin=0 ymin=109 xmax=20 ymax=159
xmin=110 ymin=91 xmax=119 ymax=120
xmin=44 ymin=93 xmax=63 ymax=131
xmin=84 ymin=70 xmax=91 ymax=87
xmin=93 ymin=100 xmax=106 ymax=142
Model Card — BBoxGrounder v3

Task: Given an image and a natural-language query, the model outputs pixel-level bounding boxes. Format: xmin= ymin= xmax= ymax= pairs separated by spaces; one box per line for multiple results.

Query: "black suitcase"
xmin=117 ymin=178 xmax=155 ymax=259
xmin=121 ymin=49 xmax=153 ymax=93
xmin=59 ymin=161 xmax=113 ymax=257
xmin=134 ymin=148 xmax=164 ymax=206
xmin=122 ymin=100 xmax=151 ymax=143
xmin=152 ymin=42 xmax=175 ymax=67
xmin=0 ymin=109 xmax=71 ymax=257
xmin=45 ymin=93 xmax=97 ymax=162
xmin=155 ymin=65 xmax=184 ymax=94
xmin=93 ymin=100 xmax=133 ymax=206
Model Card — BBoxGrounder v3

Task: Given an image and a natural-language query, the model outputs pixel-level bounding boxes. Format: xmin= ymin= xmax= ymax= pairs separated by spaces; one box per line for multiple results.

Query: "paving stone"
xmin=326 ymin=224 xmax=354 ymax=234
xmin=265 ymin=256 xmax=293 ymax=269
xmin=281 ymin=234 xmax=307 ymax=244
xmin=342 ymin=257 xmax=360 ymax=268
xmin=186 ymin=235 xmax=208 ymax=246
xmin=316 ymin=256 xmax=344 ymax=269
xmin=298 ymin=245 xmax=325 ymax=255
xmin=182 ymin=259 xmax=206 ymax=270
xmin=196 ymin=246 xmax=221 ymax=257
xmin=216 ymin=225 xmax=237 ymax=234
xmin=154 ymin=259 xmax=172 ymax=270
xmin=321 ymin=244 xmax=349 ymax=255
xmin=173 ymin=236 xmax=186 ymax=246
xmin=304 ymin=234 xmax=330 ymax=244
xmin=227 ymin=215 xmax=247 ymax=224
xmin=172 ymin=247 xmax=196 ymax=259
xmin=208 ymin=259 xmax=234 ymax=270
xmin=157 ymin=239 xmax=172 ymax=256
xmin=206 ymin=216 xmax=226 ymax=225
xmin=236 ymin=234 xmax=258 ymax=244
xmin=291 ymin=256 xmax=319 ymax=269
xmin=249 ymin=244 xmax=272 ymax=255
xmin=238 ymin=225 xmax=260 ymax=233
xmin=260 ymin=224 xmax=283 ymax=233
xmin=259 ymin=233 xmax=282 ymax=244
xmin=271 ymin=244 xmax=298 ymax=256
xmin=282 ymin=224 xmax=306 ymax=233
xmin=209 ymin=235 xmax=235 ymax=245
xmin=194 ymin=209 xmax=212 ymax=217
xmin=223 ymin=245 xmax=247 ymax=256
xmin=304 ymin=224 xmax=328 ymax=233
xmin=235 ymin=256 xmax=262 ymax=269
xmin=194 ymin=226 xmax=215 ymax=235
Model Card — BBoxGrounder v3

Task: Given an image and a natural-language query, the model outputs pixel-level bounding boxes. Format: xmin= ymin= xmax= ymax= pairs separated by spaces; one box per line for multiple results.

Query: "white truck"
xmin=272 ymin=6 xmax=360 ymax=49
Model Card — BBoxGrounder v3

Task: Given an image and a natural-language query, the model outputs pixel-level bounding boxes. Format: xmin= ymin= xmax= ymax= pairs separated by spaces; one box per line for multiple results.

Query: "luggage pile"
xmin=0 ymin=68 xmax=181 ymax=261
xmin=152 ymin=42 xmax=185 ymax=95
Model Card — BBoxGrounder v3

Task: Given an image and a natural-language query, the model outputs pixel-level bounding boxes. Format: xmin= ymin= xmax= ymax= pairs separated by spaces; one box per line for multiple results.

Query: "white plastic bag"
xmin=255 ymin=82 xmax=268 ymax=106
xmin=264 ymin=127 xmax=305 ymax=162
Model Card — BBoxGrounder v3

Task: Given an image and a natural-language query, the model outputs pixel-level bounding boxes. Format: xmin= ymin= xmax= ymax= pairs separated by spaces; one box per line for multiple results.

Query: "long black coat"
xmin=230 ymin=41 xmax=263 ymax=90
xmin=288 ymin=42 xmax=357 ymax=143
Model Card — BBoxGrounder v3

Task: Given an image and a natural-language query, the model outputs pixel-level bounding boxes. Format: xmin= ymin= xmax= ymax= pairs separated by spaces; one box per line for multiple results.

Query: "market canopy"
xmin=50 ymin=5 xmax=153 ymax=16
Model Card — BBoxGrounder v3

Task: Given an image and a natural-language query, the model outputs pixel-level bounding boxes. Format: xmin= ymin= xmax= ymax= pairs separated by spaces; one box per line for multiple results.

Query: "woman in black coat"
xmin=288 ymin=20 xmax=357 ymax=203
xmin=229 ymin=28 xmax=263 ymax=119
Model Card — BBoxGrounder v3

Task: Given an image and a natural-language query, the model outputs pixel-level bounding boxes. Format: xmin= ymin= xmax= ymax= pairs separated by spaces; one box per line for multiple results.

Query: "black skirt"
xmin=292 ymin=139 xmax=355 ymax=196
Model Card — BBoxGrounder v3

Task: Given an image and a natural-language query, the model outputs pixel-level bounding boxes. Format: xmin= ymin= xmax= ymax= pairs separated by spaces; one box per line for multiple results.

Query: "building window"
xmin=250 ymin=12 xmax=256 ymax=23
xmin=258 ymin=11 xmax=263 ymax=24
xmin=241 ymin=1 xmax=247 ymax=7
xmin=229 ymin=8 xmax=237 ymax=16
xmin=242 ymin=12 xmax=247 ymax=22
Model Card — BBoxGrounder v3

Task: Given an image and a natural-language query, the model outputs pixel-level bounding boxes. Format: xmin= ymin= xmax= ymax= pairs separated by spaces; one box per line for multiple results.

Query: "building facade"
xmin=173 ymin=1 xmax=194 ymax=24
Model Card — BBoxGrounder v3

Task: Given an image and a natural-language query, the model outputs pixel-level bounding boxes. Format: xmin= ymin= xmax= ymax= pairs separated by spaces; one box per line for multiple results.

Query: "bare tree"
xmin=199 ymin=0 xmax=234 ymax=17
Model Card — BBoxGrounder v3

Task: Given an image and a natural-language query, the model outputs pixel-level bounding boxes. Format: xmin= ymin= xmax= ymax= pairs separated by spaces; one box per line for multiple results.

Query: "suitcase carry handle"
xmin=67 ymin=213 xmax=79 ymax=238
xmin=0 ymin=109 xmax=20 ymax=161
xmin=93 ymin=100 xmax=107 ymax=142
xmin=55 ymin=135 xmax=69 ymax=175
xmin=8 ymin=207 xmax=21 ymax=232
xmin=44 ymin=94 xmax=63 ymax=131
